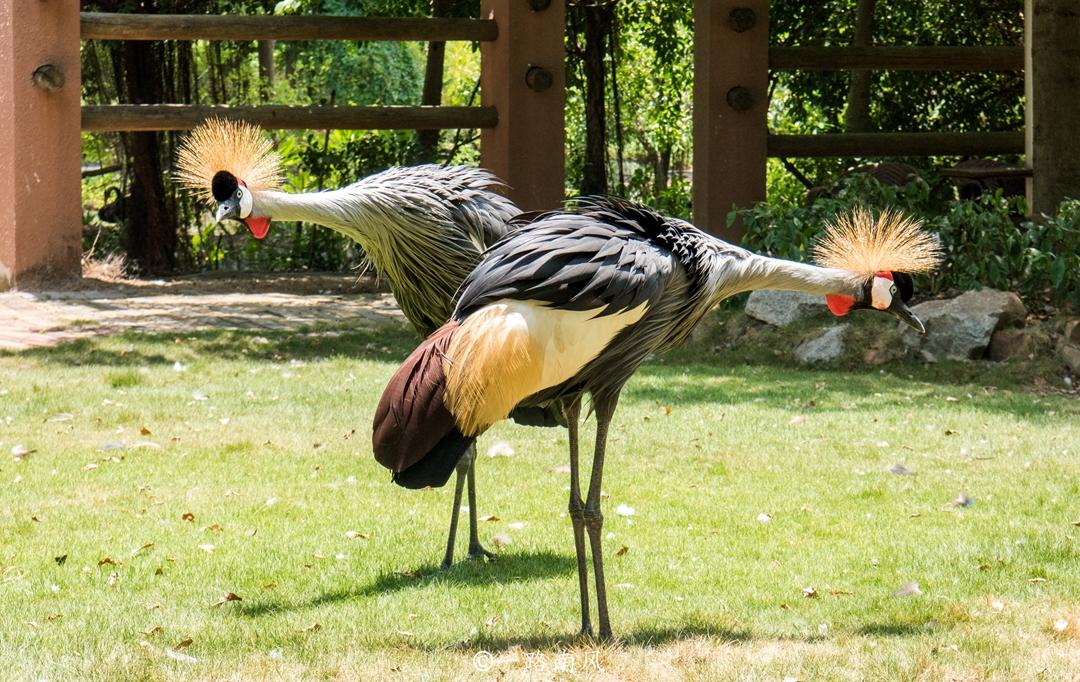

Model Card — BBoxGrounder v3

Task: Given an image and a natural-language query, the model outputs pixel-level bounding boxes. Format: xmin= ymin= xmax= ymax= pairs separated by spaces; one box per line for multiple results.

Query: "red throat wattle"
xmin=244 ymin=216 xmax=271 ymax=239
xmin=826 ymin=294 xmax=856 ymax=316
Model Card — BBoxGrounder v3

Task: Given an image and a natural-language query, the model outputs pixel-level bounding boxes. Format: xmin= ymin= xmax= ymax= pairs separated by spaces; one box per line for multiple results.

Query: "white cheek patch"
xmin=870 ymin=276 xmax=894 ymax=310
xmin=238 ymin=187 xmax=253 ymax=219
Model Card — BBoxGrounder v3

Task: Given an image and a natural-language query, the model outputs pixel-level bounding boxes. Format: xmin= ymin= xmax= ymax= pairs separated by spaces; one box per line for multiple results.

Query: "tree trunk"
xmin=580 ymin=2 xmax=614 ymax=195
xmin=103 ymin=0 xmax=176 ymax=274
xmin=416 ymin=0 xmax=451 ymax=162
xmin=258 ymin=40 xmax=275 ymax=101
xmin=844 ymin=0 xmax=876 ymax=133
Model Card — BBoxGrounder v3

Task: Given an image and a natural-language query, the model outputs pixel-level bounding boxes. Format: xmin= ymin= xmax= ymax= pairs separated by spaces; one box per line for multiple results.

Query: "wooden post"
xmin=480 ymin=0 xmax=565 ymax=211
xmin=1025 ymin=0 xmax=1080 ymax=215
xmin=0 ymin=0 xmax=83 ymax=290
xmin=693 ymin=0 xmax=768 ymax=241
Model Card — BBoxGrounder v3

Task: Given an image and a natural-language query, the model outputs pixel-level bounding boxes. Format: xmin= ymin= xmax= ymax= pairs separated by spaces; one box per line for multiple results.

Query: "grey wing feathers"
xmin=455 ymin=213 xmax=676 ymax=319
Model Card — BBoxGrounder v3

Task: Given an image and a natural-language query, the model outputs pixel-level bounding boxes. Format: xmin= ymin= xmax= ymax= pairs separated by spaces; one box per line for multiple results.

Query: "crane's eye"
xmin=235 ymin=189 xmax=243 ymax=200
xmin=890 ymin=285 xmax=897 ymax=295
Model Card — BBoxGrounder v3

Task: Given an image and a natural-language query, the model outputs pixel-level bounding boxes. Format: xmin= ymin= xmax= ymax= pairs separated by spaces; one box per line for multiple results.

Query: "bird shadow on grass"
xmin=236 ymin=550 xmax=574 ymax=618
xmin=410 ymin=615 xmax=752 ymax=654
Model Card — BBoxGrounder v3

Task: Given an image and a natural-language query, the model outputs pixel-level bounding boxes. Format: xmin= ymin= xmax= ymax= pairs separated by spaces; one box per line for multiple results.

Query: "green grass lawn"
xmin=1 ymin=316 xmax=1078 ymax=680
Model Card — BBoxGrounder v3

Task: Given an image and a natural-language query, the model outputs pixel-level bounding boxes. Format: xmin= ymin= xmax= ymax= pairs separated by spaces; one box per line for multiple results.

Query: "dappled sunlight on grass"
xmin=1 ymin=319 xmax=1077 ymax=679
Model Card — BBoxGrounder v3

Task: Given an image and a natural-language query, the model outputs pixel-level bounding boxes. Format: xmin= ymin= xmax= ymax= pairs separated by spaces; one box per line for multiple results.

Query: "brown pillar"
xmin=693 ymin=0 xmax=768 ymax=242
xmin=0 ymin=0 xmax=83 ymax=290
xmin=1025 ymin=0 xmax=1080 ymax=214
xmin=480 ymin=0 xmax=565 ymax=212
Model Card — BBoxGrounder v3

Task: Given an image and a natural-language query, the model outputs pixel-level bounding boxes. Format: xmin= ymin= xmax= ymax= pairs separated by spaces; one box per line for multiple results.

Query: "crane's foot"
xmin=467 ymin=542 xmax=496 ymax=561
xmin=579 ymin=624 xmax=594 ymax=638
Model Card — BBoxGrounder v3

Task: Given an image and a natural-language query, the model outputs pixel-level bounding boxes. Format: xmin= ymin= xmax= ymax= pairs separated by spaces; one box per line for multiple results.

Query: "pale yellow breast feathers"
xmin=443 ymin=301 xmax=648 ymax=436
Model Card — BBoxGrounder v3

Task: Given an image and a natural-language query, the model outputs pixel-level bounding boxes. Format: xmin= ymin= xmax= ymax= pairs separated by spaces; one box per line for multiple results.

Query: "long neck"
xmin=708 ymin=250 xmax=865 ymax=303
xmin=251 ymin=189 xmax=364 ymax=238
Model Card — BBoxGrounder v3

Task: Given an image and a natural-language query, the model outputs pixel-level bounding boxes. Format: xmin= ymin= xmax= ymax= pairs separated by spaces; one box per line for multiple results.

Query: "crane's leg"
xmin=563 ymin=396 xmax=592 ymax=637
xmin=440 ymin=444 xmax=476 ymax=569
xmin=466 ymin=454 xmax=495 ymax=560
xmin=584 ymin=392 xmax=619 ymax=640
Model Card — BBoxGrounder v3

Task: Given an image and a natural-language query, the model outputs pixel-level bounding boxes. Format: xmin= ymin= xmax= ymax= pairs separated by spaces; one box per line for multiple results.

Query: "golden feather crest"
xmin=812 ymin=207 xmax=942 ymax=276
xmin=174 ymin=118 xmax=283 ymax=204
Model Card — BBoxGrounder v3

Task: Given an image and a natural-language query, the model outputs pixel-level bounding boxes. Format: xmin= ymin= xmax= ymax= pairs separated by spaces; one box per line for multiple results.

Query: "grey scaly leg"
xmin=584 ymin=392 xmax=619 ymax=640
xmin=563 ymin=397 xmax=592 ymax=637
xmin=466 ymin=451 xmax=494 ymax=560
xmin=440 ymin=444 xmax=476 ymax=569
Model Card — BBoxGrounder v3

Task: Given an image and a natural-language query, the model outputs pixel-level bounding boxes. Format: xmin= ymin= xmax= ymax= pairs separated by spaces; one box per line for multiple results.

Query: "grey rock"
xmin=1058 ymin=339 xmax=1080 ymax=374
xmin=988 ymin=328 xmax=1034 ymax=362
xmin=1064 ymin=318 xmax=1080 ymax=345
xmin=745 ymin=290 xmax=827 ymax=327
xmin=795 ymin=325 xmax=848 ymax=364
xmin=900 ymin=289 xmax=1028 ymax=361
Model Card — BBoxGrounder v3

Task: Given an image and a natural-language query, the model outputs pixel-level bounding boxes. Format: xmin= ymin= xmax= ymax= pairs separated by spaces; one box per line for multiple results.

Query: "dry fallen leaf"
xmin=82 ymin=463 xmax=98 ymax=471
xmin=46 ymin=613 xmax=63 ymax=622
xmin=53 ymin=555 xmax=67 ymax=566
xmin=479 ymin=515 xmax=499 ymax=523
xmin=490 ymin=533 xmax=512 ymax=548
xmin=484 ymin=614 xmax=500 ymax=627
xmin=211 ymin=592 xmax=242 ymax=607
xmin=202 ymin=524 xmax=223 ymax=532
xmin=828 ymin=589 xmax=852 ymax=597
xmin=140 ymin=426 xmax=152 ymax=436
xmin=145 ymin=602 xmax=162 ymax=611
xmin=344 ymin=530 xmax=370 ymax=540
xmin=144 ymin=626 xmax=162 ymax=637
xmin=174 ymin=638 xmax=193 ymax=650
xmin=802 ymin=587 xmax=819 ymax=598
xmin=11 ymin=445 xmax=35 ymax=460
xmin=166 ymin=649 xmax=196 ymax=664
xmin=486 ymin=441 xmax=515 ymax=458
xmin=130 ymin=543 xmax=154 ymax=558
xmin=98 ymin=557 xmax=117 ymax=566
xmin=181 ymin=512 xmax=195 ymax=522
xmin=107 ymin=571 xmax=120 ymax=587
xmin=197 ymin=544 xmax=215 ymax=554
xmin=615 ymin=545 xmax=629 ymax=557
xmin=299 ymin=622 xmax=322 ymax=634
xmin=944 ymin=396 xmax=960 ymax=403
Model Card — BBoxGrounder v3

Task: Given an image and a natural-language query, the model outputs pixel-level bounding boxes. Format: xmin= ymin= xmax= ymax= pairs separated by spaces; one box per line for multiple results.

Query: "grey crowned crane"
xmin=175 ymin=118 xmax=525 ymax=568
xmin=373 ymin=198 xmax=941 ymax=639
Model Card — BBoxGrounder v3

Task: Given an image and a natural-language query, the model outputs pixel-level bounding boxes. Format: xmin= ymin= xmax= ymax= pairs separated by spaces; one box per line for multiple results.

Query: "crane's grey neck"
xmin=708 ymin=250 xmax=865 ymax=303
xmin=251 ymin=189 xmax=369 ymax=239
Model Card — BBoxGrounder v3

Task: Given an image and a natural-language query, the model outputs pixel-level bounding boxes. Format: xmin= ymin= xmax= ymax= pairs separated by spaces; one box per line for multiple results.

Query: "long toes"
xmin=439 ymin=559 xmax=454 ymax=571
xmin=467 ymin=545 xmax=496 ymax=561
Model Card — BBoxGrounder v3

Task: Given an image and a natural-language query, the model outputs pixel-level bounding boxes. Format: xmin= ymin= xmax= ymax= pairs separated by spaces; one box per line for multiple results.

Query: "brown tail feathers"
xmin=372 ymin=321 xmax=474 ymax=489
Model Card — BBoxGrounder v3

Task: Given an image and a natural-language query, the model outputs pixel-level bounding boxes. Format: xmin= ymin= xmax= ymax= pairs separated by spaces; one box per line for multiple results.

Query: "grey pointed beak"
xmin=215 ymin=199 xmax=240 ymax=223
xmin=889 ymin=298 xmax=925 ymax=334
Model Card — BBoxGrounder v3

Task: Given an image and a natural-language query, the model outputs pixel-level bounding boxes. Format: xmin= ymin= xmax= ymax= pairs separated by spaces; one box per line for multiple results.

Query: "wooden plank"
xmin=938 ymin=167 xmax=1032 ymax=179
xmin=480 ymin=0 xmax=565 ymax=211
xmin=770 ymin=46 xmax=1024 ymax=71
xmin=1025 ymin=0 xmax=1080 ymax=214
xmin=768 ymin=132 xmax=1024 ymax=157
xmin=80 ymin=12 xmax=498 ymax=42
xmin=693 ymin=0 xmax=768 ymax=242
xmin=81 ymin=104 xmax=498 ymax=131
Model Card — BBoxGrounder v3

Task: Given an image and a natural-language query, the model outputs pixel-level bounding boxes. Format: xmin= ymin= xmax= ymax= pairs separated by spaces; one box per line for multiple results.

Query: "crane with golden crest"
xmin=374 ymin=198 xmax=942 ymax=639
xmin=175 ymin=118 xmax=528 ymax=569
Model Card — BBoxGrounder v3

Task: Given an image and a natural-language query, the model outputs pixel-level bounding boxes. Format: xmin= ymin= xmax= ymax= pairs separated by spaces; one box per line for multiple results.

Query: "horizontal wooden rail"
xmin=80 ymin=12 xmax=498 ymax=42
xmin=81 ymin=104 xmax=498 ymax=131
xmin=767 ymin=131 xmax=1024 ymax=157
xmin=937 ymin=166 xmax=1032 ymax=179
xmin=769 ymin=46 xmax=1024 ymax=71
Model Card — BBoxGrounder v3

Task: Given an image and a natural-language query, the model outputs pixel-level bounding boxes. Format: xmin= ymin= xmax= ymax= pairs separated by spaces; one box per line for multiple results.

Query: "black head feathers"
xmin=211 ymin=170 xmax=239 ymax=202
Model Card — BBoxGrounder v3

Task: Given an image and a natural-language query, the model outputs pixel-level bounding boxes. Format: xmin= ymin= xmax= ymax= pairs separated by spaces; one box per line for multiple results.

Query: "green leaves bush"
xmin=736 ymin=174 xmax=1080 ymax=308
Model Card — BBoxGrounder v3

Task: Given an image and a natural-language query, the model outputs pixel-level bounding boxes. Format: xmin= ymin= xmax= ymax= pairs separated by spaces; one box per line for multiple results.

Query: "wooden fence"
xmin=694 ymin=0 xmax=1079 ymax=242
xmin=0 ymin=1 xmax=564 ymax=287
